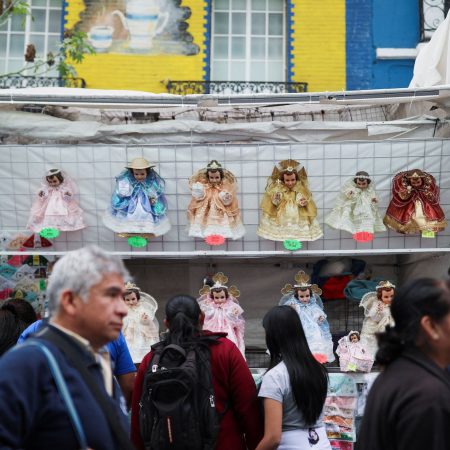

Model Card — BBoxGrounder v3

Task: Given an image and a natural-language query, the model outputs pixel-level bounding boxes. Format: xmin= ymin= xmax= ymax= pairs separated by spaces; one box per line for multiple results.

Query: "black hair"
xmin=210 ymin=287 xmax=229 ymax=298
xmin=376 ymin=278 xmax=450 ymax=366
xmin=203 ymin=276 xmax=215 ymax=288
xmin=263 ymin=306 xmax=328 ymax=426
xmin=164 ymin=295 xmax=210 ymax=349
xmin=129 ymin=167 xmax=150 ymax=177
xmin=206 ymin=168 xmax=224 ymax=180
xmin=294 ymin=287 xmax=312 ymax=300
xmin=123 ymin=288 xmax=141 ymax=301
xmin=3 ymin=298 xmax=37 ymax=326
xmin=0 ymin=304 xmax=27 ymax=356
xmin=46 ymin=170 xmax=64 ymax=184
xmin=353 ymin=171 xmax=371 ymax=185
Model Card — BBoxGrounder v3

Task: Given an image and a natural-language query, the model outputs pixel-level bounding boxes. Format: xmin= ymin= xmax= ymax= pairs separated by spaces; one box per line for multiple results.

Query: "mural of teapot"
xmin=111 ymin=0 xmax=169 ymax=51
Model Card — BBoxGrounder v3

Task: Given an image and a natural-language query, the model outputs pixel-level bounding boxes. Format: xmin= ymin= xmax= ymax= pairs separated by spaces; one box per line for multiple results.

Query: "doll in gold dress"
xmin=257 ymin=159 xmax=323 ymax=241
xmin=188 ymin=160 xmax=245 ymax=240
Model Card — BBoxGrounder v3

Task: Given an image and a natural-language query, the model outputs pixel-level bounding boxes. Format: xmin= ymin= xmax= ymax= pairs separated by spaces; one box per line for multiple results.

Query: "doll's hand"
xmin=407 ymin=185 xmax=412 ymax=192
xmin=64 ymin=191 xmax=71 ymax=197
xmin=347 ymin=190 xmax=354 ymax=198
xmin=318 ymin=316 xmax=325 ymax=323
xmin=39 ymin=190 xmax=46 ymax=197
xmin=149 ymin=197 xmax=156 ymax=205
xmin=371 ymin=197 xmax=377 ymax=203
xmin=298 ymin=197 xmax=308 ymax=207
xmin=274 ymin=192 xmax=282 ymax=202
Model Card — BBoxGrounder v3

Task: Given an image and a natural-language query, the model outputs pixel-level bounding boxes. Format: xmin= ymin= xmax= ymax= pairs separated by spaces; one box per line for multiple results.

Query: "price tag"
xmin=205 ymin=234 xmax=225 ymax=246
xmin=39 ymin=279 xmax=46 ymax=291
xmin=283 ymin=240 xmax=302 ymax=251
xmin=127 ymin=236 xmax=148 ymax=247
xmin=40 ymin=228 xmax=60 ymax=239
xmin=347 ymin=362 xmax=358 ymax=372
xmin=421 ymin=230 xmax=435 ymax=238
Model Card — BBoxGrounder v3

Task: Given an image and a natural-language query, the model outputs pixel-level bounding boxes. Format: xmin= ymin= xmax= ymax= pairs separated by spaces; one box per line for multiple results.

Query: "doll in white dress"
xmin=122 ymin=282 xmax=160 ymax=363
xmin=359 ymin=280 xmax=395 ymax=358
xmin=336 ymin=330 xmax=374 ymax=372
xmin=27 ymin=169 xmax=85 ymax=232
xmin=280 ymin=271 xmax=335 ymax=362
xmin=197 ymin=272 xmax=246 ymax=357
xmin=325 ymin=171 xmax=386 ymax=240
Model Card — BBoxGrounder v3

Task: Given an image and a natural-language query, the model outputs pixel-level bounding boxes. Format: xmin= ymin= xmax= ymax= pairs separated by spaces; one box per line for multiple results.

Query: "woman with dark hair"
xmin=357 ymin=278 xmax=450 ymax=450
xmin=256 ymin=306 xmax=331 ymax=450
xmin=3 ymin=298 xmax=37 ymax=326
xmin=131 ymin=295 xmax=262 ymax=450
xmin=0 ymin=303 xmax=27 ymax=356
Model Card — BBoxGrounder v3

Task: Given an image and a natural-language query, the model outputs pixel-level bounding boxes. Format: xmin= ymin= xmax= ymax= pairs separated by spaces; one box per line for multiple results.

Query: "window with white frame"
xmin=211 ymin=0 xmax=286 ymax=82
xmin=0 ymin=0 xmax=62 ymax=76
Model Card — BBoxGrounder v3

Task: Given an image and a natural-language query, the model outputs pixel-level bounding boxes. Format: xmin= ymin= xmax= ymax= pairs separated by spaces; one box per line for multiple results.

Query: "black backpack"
xmin=139 ymin=340 xmax=222 ymax=450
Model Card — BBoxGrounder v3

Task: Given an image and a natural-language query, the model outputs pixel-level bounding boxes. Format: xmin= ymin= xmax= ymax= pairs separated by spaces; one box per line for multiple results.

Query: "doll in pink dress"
xmin=197 ymin=272 xmax=245 ymax=357
xmin=27 ymin=169 xmax=85 ymax=232
xmin=336 ymin=330 xmax=374 ymax=372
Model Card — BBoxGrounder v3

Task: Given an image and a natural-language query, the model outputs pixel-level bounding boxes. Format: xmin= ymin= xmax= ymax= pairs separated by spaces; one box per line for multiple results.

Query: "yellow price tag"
xmin=421 ymin=230 xmax=435 ymax=238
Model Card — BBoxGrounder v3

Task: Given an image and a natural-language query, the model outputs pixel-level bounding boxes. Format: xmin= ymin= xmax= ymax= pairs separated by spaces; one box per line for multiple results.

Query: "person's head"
xmin=294 ymin=287 xmax=311 ymax=304
xmin=46 ymin=169 xmax=64 ymax=187
xmin=349 ymin=331 xmax=360 ymax=343
xmin=377 ymin=287 xmax=395 ymax=305
xmin=163 ymin=295 xmax=204 ymax=346
xmin=123 ymin=289 xmax=140 ymax=308
xmin=210 ymin=287 xmax=229 ymax=304
xmin=0 ymin=303 xmax=27 ymax=356
xmin=3 ymin=298 xmax=37 ymax=326
xmin=280 ymin=170 xmax=298 ymax=189
xmin=47 ymin=245 xmax=129 ymax=350
xmin=377 ymin=278 xmax=450 ymax=368
xmin=353 ymin=171 xmax=371 ymax=189
xmin=263 ymin=306 xmax=328 ymax=425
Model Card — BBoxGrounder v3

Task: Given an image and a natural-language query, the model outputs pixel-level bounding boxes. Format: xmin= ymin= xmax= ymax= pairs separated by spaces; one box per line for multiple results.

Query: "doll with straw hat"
xmin=103 ymin=157 xmax=171 ymax=236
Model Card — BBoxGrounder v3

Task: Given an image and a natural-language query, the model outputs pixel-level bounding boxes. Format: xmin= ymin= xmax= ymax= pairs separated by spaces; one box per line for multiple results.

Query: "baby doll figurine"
xmin=325 ymin=171 xmax=386 ymax=239
xmin=27 ymin=169 xmax=85 ymax=233
xmin=359 ymin=280 xmax=395 ymax=358
xmin=188 ymin=160 xmax=245 ymax=240
xmin=122 ymin=282 xmax=160 ymax=363
xmin=279 ymin=271 xmax=335 ymax=362
xmin=103 ymin=157 xmax=171 ymax=236
xmin=197 ymin=272 xmax=245 ymax=357
xmin=384 ymin=169 xmax=447 ymax=234
xmin=257 ymin=159 xmax=322 ymax=241
xmin=336 ymin=330 xmax=374 ymax=373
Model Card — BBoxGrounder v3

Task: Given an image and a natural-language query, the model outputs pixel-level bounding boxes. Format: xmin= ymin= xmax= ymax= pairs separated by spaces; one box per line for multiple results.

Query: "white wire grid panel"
xmin=0 ymin=139 xmax=449 ymax=254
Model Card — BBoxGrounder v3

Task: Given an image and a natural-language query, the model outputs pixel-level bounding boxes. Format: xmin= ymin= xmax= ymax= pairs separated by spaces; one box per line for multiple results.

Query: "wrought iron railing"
xmin=420 ymin=0 xmax=450 ymax=41
xmin=164 ymin=80 xmax=308 ymax=95
xmin=0 ymin=76 xmax=86 ymax=89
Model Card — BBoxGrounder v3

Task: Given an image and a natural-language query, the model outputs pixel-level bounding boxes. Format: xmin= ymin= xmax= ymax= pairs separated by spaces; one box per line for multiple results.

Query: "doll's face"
xmin=296 ymin=289 xmax=311 ymax=304
xmin=283 ymin=173 xmax=297 ymax=190
xmin=212 ymin=290 xmax=227 ymax=304
xmin=47 ymin=176 xmax=61 ymax=187
xmin=123 ymin=292 xmax=139 ymax=307
xmin=350 ymin=333 xmax=359 ymax=343
xmin=381 ymin=289 xmax=394 ymax=305
xmin=409 ymin=177 xmax=422 ymax=188
xmin=132 ymin=169 xmax=147 ymax=182
xmin=207 ymin=170 xmax=222 ymax=185
xmin=356 ymin=178 xmax=368 ymax=190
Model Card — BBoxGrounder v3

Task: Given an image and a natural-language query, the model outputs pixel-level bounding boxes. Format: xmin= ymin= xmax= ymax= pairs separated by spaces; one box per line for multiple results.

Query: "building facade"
xmin=0 ymin=0 xmax=448 ymax=92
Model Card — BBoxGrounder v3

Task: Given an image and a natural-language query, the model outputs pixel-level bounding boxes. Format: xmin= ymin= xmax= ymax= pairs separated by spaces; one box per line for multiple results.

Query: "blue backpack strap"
xmin=12 ymin=340 xmax=88 ymax=450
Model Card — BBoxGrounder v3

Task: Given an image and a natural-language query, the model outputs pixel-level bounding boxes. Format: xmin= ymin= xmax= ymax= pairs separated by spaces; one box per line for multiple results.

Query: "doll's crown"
xmin=293 ymin=270 xmax=312 ymax=288
xmin=199 ymin=272 xmax=240 ymax=298
xmin=207 ymin=160 xmax=222 ymax=170
xmin=406 ymin=170 xmax=425 ymax=179
xmin=354 ymin=171 xmax=371 ymax=180
xmin=277 ymin=159 xmax=300 ymax=173
xmin=46 ymin=168 xmax=61 ymax=177
xmin=376 ymin=280 xmax=395 ymax=290
xmin=281 ymin=270 xmax=322 ymax=296
xmin=124 ymin=281 xmax=141 ymax=291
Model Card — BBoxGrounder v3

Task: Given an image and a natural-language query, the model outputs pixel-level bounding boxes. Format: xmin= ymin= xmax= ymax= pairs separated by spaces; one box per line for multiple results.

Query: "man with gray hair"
xmin=0 ymin=245 xmax=135 ymax=450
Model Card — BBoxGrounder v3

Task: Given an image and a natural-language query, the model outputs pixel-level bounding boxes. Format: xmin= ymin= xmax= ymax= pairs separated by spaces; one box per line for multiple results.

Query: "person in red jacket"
xmin=131 ymin=294 xmax=263 ymax=450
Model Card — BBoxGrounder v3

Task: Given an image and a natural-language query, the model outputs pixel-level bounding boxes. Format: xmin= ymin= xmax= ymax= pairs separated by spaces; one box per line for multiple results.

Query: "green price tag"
xmin=127 ymin=236 xmax=148 ymax=248
xmin=421 ymin=230 xmax=435 ymax=238
xmin=39 ymin=279 xmax=46 ymax=291
xmin=283 ymin=240 xmax=302 ymax=251
xmin=347 ymin=362 xmax=358 ymax=372
xmin=40 ymin=228 xmax=60 ymax=239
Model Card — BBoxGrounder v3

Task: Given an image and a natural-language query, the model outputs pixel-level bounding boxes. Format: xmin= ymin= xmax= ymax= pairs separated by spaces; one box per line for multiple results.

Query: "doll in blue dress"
xmin=279 ymin=271 xmax=335 ymax=362
xmin=103 ymin=157 xmax=171 ymax=236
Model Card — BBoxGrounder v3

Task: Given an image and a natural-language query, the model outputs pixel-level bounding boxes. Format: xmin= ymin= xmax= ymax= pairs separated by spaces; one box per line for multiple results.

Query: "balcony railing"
xmin=420 ymin=0 xmax=450 ymax=41
xmin=164 ymin=80 xmax=308 ymax=95
xmin=0 ymin=76 xmax=86 ymax=89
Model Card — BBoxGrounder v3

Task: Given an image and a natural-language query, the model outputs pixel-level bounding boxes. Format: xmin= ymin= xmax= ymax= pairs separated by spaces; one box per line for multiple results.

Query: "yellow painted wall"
xmin=65 ymin=0 xmax=207 ymax=92
xmin=291 ymin=0 xmax=346 ymax=92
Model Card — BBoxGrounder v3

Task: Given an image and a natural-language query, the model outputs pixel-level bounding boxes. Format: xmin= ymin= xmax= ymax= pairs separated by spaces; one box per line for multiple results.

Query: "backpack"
xmin=139 ymin=339 xmax=222 ymax=450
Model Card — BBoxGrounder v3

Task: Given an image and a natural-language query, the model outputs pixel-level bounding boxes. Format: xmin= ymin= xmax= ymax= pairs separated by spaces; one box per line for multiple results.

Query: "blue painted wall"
xmin=346 ymin=0 xmax=420 ymax=90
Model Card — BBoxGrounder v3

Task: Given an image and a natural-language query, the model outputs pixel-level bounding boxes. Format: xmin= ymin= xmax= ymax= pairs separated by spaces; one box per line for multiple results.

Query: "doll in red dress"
xmin=383 ymin=169 xmax=447 ymax=234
